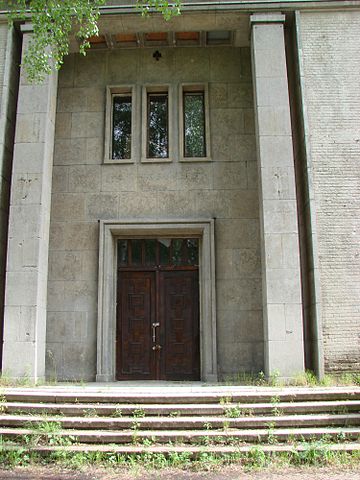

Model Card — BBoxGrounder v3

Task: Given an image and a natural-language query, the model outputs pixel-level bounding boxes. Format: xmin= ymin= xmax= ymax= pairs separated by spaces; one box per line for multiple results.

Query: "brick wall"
xmin=299 ymin=11 xmax=360 ymax=373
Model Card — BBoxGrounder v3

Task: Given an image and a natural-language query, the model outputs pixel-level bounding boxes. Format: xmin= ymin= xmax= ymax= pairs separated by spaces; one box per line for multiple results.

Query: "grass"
xmin=0 ymin=442 xmax=359 ymax=471
xmin=222 ymin=370 xmax=360 ymax=387
xmin=0 ymin=370 xmax=359 ymax=389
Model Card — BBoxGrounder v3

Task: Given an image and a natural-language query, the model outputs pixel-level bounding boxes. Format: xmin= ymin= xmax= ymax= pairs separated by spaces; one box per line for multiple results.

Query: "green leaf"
xmin=3 ymin=0 xmax=181 ymax=83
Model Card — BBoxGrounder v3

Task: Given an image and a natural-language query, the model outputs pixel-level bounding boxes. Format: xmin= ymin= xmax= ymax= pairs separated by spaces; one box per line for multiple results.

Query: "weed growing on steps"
xmin=23 ymin=420 xmax=75 ymax=448
xmin=0 ymin=372 xmax=34 ymax=388
xmin=224 ymin=404 xmax=242 ymax=418
xmin=221 ymin=398 xmax=254 ymax=418
xmin=82 ymin=408 xmax=98 ymax=418
xmin=270 ymin=395 xmax=284 ymax=417
xmin=222 ymin=420 xmax=230 ymax=430
xmin=0 ymin=394 xmax=7 ymax=414
xmin=203 ymin=421 xmax=212 ymax=431
xmin=130 ymin=418 xmax=145 ymax=445
xmin=169 ymin=410 xmax=181 ymax=417
xmin=112 ymin=405 xmax=123 ymax=417
xmin=132 ymin=407 xmax=145 ymax=418
xmin=140 ymin=438 xmax=155 ymax=447
xmin=265 ymin=421 xmax=278 ymax=445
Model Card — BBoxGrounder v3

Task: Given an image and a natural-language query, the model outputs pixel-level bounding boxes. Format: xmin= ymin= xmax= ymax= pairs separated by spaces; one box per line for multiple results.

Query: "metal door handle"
xmin=152 ymin=322 xmax=160 ymax=342
xmin=152 ymin=344 xmax=162 ymax=351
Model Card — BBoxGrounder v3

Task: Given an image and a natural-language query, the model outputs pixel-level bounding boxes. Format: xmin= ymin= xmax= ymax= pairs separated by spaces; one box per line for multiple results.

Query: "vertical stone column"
xmin=250 ymin=13 xmax=305 ymax=377
xmin=2 ymin=26 xmax=58 ymax=381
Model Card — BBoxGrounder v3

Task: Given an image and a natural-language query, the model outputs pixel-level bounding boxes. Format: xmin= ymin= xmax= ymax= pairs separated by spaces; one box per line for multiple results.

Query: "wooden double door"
xmin=116 ymin=238 xmax=200 ymax=381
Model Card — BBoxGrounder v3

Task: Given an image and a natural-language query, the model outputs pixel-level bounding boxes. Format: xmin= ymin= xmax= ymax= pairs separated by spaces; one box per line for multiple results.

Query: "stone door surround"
xmin=96 ymin=219 xmax=217 ymax=382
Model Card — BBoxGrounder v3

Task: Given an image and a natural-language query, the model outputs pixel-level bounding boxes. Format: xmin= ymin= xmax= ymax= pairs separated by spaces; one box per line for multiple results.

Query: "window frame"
xmin=104 ymin=85 xmax=137 ymax=164
xmin=104 ymin=83 xmax=211 ymax=164
xmin=179 ymin=83 xmax=211 ymax=162
xmin=141 ymin=84 xmax=174 ymax=163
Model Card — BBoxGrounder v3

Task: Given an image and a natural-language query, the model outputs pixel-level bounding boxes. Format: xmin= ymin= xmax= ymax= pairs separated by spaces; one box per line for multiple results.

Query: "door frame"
xmin=96 ymin=219 xmax=217 ymax=382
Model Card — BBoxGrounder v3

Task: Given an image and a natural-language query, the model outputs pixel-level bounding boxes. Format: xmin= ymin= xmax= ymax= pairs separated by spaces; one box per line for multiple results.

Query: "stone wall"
xmin=299 ymin=11 xmax=360 ymax=373
xmin=47 ymin=48 xmax=263 ymax=380
xmin=46 ymin=46 xmax=262 ymax=381
xmin=0 ymin=24 xmax=20 ymax=363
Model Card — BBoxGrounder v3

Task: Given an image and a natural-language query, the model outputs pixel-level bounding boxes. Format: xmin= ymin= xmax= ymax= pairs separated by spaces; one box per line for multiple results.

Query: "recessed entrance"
xmin=116 ymin=238 xmax=200 ymax=380
xmin=96 ymin=220 xmax=217 ymax=382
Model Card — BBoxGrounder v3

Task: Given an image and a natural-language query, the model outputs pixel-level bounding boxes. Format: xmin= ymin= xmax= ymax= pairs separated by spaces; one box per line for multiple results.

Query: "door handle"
xmin=152 ymin=322 xmax=160 ymax=342
xmin=152 ymin=344 xmax=162 ymax=351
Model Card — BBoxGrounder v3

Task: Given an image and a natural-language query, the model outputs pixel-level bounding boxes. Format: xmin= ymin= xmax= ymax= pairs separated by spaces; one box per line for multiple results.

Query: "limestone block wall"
xmin=0 ymin=24 xmax=8 ymax=338
xmin=46 ymin=46 xmax=262 ymax=381
xmin=0 ymin=24 xmax=20 ymax=359
xmin=299 ymin=11 xmax=360 ymax=373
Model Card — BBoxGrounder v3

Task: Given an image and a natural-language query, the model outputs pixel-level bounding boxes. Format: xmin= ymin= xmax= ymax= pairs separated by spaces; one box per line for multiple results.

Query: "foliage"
xmin=4 ymin=0 xmax=181 ymax=83
xmin=24 ymin=420 xmax=75 ymax=447
xmin=0 ymin=443 xmax=359 ymax=471
xmin=137 ymin=0 xmax=181 ymax=21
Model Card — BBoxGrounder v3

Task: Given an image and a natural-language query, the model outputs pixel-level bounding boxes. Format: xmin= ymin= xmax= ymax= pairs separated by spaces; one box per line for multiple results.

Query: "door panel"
xmin=116 ymin=238 xmax=200 ymax=381
xmin=116 ymin=271 xmax=155 ymax=380
xmin=160 ymin=270 xmax=200 ymax=380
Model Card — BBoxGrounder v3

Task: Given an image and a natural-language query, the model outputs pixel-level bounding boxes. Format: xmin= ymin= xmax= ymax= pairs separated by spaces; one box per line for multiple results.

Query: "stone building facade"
xmin=0 ymin=1 xmax=359 ymax=382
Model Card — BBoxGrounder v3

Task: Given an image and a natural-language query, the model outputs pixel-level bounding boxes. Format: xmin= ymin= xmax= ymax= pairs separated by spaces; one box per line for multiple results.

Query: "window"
xmin=117 ymin=238 xmax=199 ymax=268
xmin=112 ymin=94 xmax=132 ymax=160
xmin=105 ymin=84 xmax=210 ymax=163
xmin=104 ymin=86 xmax=136 ymax=164
xmin=183 ymin=91 xmax=206 ymax=158
xmin=180 ymin=84 xmax=210 ymax=161
xmin=142 ymin=85 xmax=172 ymax=162
xmin=147 ymin=92 xmax=168 ymax=158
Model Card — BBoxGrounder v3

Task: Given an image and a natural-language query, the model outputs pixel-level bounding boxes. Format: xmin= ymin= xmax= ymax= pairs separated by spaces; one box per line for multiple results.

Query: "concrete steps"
xmin=3 ymin=387 xmax=360 ymax=404
xmin=2 ymin=442 xmax=360 ymax=457
xmin=1 ymin=413 xmax=359 ymax=429
xmin=1 ymin=426 xmax=360 ymax=444
xmin=0 ymin=385 xmax=359 ymax=456
xmin=3 ymin=399 xmax=360 ymax=416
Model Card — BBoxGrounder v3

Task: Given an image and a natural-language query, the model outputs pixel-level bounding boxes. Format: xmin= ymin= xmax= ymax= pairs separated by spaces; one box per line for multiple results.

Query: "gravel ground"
xmin=0 ymin=466 xmax=359 ymax=479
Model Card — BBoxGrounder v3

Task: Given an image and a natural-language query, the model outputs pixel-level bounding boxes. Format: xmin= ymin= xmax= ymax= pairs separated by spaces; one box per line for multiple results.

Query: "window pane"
xmin=186 ymin=238 xmax=199 ymax=265
xmin=112 ymin=95 xmax=132 ymax=159
xmin=159 ymin=238 xmax=171 ymax=265
xmin=184 ymin=92 xmax=206 ymax=157
xmin=131 ymin=239 xmax=142 ymax=265
xmin=171 ymin=239 xmax=184 ymax=265
xmin=144 ymin=239 xmax=157 ymax=265
xmin=147 ymin=93 xmax=168 ymax=158
xmin=117 ymin=240 xmax=128 ymax=266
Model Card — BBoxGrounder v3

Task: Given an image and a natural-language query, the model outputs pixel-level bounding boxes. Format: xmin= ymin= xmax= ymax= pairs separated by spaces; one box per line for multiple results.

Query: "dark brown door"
xmin=116 ymin=271 xmax=156 ymax=380
xmin=116 ymin=238 xmax=200 ymax=381
xmin=160 ymin=270 xmax=199 ymax=380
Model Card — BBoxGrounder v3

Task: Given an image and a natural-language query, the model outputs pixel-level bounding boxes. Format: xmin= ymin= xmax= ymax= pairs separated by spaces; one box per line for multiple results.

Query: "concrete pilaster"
xmin=2 ymin=28 xmax=58 ymax=380
xmin=250 ymin=13 xmax=305 ymax=377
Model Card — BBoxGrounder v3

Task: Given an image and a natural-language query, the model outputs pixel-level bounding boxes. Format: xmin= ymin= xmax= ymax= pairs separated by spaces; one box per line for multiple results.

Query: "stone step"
xmin=4 ymin=399 xmax=360 ymax=417
xmin=2 ymin=442 xmax=360 ymax=456
xmin=3 ymin=387 xmax=360 ymax=404
xmin=1 ymin=426 xmax=359 ymax=444
xmin=1 ymin=413 xmax=359 ymax=430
